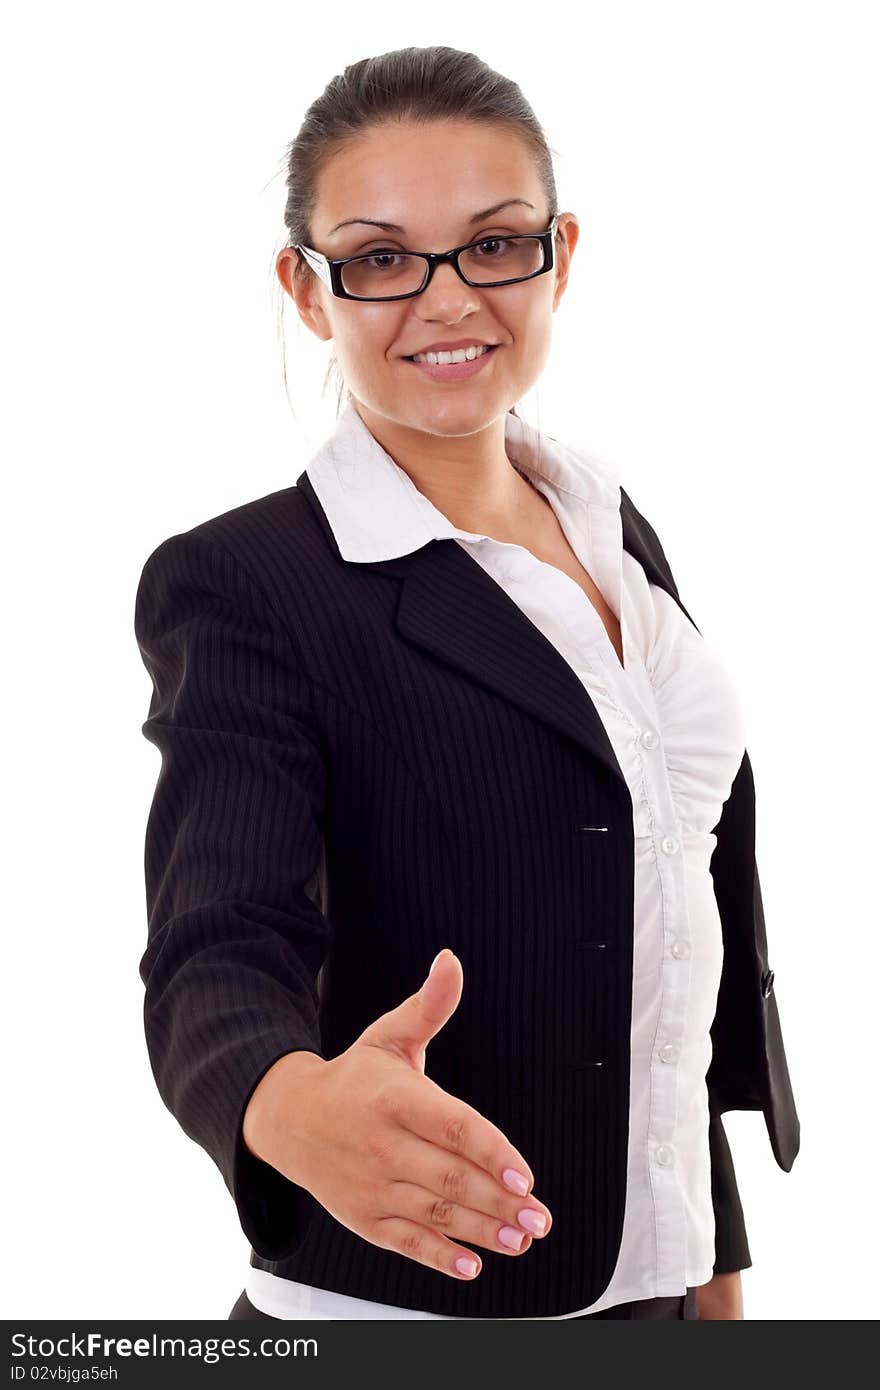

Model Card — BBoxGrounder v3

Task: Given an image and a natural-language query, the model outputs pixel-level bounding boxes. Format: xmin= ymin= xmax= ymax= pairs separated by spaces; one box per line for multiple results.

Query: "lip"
xmin=404 ymin=343 xmax=500 ymax=382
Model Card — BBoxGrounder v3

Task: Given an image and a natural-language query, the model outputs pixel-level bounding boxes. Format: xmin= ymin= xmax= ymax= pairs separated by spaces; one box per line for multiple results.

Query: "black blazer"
xmin=134 ymin=464 xmax=800 ymax=1319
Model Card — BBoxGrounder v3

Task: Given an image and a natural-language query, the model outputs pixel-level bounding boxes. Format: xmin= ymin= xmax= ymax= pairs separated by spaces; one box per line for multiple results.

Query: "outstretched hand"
xmin=244 ymin=947 xmax=553 ymax=1282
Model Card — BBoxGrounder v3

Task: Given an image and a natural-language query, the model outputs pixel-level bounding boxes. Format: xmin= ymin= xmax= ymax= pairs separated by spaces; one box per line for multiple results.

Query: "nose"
xmin=415 ymin=260 xmax=483 ymax=318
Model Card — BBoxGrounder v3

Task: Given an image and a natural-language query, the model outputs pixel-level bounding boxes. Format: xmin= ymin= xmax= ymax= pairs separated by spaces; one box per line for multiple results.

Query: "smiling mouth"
xmin=403 ymin=344 xmax=500 ymax=363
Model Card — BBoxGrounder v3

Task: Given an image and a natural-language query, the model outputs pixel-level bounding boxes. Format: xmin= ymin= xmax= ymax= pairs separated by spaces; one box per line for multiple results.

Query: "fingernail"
xmin=455 ymin=1255 xmax=478 ymax=1277
xmin=498 ymin=1225 xmax=524 ymax=1251
xmin=430 ymin=950 xmax=445 ymax=975
xmin=502 ymin=1168 xmax=530 ymax=1195
xmin=518 ymin=1208 xmax=547 ymax=1236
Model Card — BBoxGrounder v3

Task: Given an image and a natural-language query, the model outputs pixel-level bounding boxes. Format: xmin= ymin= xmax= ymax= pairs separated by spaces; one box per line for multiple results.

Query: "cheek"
xmin=507 ymin=295 xmax=553 ymax=367
xmin=336 ymin=308 xmax=389 ymax=350
xmin=502 ymin=284 xmax=554 ymax=340
xmin=333 ymin=309 xmax=403 ymax=376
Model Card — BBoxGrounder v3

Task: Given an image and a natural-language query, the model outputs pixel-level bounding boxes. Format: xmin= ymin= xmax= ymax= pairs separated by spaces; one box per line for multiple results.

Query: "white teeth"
xmin=412 ymin=344 xmax=492 ymax=365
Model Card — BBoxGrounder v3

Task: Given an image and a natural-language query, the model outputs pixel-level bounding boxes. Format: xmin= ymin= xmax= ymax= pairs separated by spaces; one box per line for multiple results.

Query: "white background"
xmin=3 ymin=0 xmax=877 ymax=1321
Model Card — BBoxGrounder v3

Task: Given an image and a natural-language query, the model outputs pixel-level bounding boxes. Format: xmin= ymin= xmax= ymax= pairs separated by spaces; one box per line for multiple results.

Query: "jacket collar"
xmin=295 ymin=402 xmax=701 ymax=787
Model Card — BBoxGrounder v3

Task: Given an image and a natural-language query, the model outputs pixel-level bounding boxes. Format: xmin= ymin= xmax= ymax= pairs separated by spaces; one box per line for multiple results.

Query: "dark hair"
xmin=276 ymin=45 xmax=561 ymax=420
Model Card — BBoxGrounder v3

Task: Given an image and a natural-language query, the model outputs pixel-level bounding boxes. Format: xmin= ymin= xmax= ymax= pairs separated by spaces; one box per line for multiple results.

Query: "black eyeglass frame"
xmin=293 ymin=213 xmax=561 ymax=302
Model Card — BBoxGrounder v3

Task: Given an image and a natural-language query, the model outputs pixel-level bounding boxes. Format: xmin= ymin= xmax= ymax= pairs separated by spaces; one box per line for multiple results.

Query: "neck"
xmin=353 ymin=399 xmax=543 ymax=536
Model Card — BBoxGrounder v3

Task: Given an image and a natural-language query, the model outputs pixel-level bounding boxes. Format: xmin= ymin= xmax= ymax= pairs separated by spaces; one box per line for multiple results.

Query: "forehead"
xmin=314 ymin=120 xmax=543 ymax=241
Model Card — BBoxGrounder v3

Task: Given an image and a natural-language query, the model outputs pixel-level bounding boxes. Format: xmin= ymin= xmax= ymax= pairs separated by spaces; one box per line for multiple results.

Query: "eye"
xmin=471 ymin=237 xmax=514 ymax=257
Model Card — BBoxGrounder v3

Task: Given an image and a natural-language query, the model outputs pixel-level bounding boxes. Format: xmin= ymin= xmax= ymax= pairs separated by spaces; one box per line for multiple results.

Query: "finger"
xmin=377 ymin=1129 xmax=552 ymax=1243
xmin=369 ymin=1214 xmax=484 ymax=1281
xmin=380 ymin=1177 xmax=539 ymax=1258
xmin=360 ymin=949 xmax=463 ymax=1063
xmin=380 ymin=1074 xmax=540 ymax=1200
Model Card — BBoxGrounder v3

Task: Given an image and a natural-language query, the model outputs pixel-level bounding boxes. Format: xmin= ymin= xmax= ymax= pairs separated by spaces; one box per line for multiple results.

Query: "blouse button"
xmin=670 ymin=938 xmax=690 ymax=959
xmin=640 ymin=729 xmax=659 ymax=749
xmin=658 ymin=1043 xmax=678 ymax=1064
xmin=660 ymin=834 xmax=679 ymax=855
xmin=656 ymin=1145 xmax=675 ymax=1166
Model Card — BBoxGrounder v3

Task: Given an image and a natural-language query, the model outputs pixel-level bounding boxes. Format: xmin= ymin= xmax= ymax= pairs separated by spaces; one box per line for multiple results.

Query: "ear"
xmin=276 ymin=247 xmax=333 ymax=344
xmin=552 ymin=213 xmax=580 ymax=312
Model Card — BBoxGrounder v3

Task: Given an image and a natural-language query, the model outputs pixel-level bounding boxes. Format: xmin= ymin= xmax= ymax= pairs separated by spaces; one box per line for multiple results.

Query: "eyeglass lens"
xmin=340 ymin=236 xmax=546 ymax=299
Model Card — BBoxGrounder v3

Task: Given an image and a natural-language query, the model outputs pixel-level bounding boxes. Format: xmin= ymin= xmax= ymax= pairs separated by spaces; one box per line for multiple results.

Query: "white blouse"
xmin=245 ymin=401 xmax=748 ymax=1319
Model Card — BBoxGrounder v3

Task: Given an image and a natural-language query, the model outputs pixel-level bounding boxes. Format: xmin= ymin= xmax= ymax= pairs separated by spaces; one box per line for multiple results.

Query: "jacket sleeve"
xmin=705 ymin=751 xmax=763 ymax=1275
xmin=708 ymin=1106 xmax=752 ymax=1273
xmin=134 ymin=526 xmax=332 ymax=1261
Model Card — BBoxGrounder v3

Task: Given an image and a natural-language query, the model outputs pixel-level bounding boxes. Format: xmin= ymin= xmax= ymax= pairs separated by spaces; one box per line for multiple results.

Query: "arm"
xmin=702 ymin=757 xmax=799 ymax=1293
xmin=701 ymin=1110 xmax=749 ymax=1317
xmin=705 ymin=752 xmax=759 ymax=1277
xmin=708 ymin=1105 xmax=751 ymax=1273
xmin=134 ymin=527 xmax=331 ymax=1261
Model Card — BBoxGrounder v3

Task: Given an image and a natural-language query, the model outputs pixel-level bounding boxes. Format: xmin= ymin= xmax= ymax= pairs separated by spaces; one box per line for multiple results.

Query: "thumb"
xmin=358 ymin=948 xmax=463 ymax=1071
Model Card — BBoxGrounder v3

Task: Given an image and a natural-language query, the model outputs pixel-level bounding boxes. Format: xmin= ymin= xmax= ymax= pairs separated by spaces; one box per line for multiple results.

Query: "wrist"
xmin=242 ymin=1049 xmax=326 ymax=1170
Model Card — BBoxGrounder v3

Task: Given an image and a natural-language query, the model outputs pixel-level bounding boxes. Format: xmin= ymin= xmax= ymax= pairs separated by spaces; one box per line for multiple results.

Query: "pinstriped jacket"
xmin=134 ymin=431 xmax=800 ymax=1319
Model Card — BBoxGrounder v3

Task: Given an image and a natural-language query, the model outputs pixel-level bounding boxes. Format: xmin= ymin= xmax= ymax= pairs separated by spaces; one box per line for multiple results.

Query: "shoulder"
xmin=619 ymin=483 xmax=680 ymax=591
xmin=134 ymin=480 xmax=338 ymax=663
xmin=171 ymin=480 xmax=317 ymax=561
xmin=138 ymin=480 xmax=328 ymax=598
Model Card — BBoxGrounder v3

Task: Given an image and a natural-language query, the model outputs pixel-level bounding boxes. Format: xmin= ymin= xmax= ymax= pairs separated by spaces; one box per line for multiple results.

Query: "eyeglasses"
xmin=294 ymin=213 xmax=560 ymax=302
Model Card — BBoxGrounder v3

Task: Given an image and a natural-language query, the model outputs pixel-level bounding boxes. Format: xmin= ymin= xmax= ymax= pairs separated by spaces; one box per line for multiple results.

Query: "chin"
xmin=355 ymin=383 xmax=513 ymax=439
xmin=404 ymin=392 xmax=512 ymax=437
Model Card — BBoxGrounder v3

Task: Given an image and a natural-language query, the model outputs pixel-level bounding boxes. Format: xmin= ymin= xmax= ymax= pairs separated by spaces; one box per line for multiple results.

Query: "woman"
xmin=134 ymin=46 xmax=799 ymax=1322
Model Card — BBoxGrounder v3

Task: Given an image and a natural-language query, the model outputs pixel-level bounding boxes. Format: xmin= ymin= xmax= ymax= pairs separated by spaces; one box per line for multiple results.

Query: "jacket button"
xmin=761 ymin=968 xmax=775 ymax=998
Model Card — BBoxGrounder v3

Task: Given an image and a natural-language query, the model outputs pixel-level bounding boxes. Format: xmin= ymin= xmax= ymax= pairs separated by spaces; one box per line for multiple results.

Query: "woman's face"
xmin=279 ymin=119 xmax=578 ymax=439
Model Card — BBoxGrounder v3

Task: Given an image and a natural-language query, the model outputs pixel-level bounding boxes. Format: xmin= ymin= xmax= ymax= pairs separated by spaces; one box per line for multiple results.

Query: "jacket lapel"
xmin=297 ymin=470 xmax=703 ymax=788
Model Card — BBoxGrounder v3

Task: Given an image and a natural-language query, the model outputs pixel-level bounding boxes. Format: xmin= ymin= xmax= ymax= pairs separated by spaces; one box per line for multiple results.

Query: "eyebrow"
xmin=327 ymin=199 xmax=536 ymax=236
